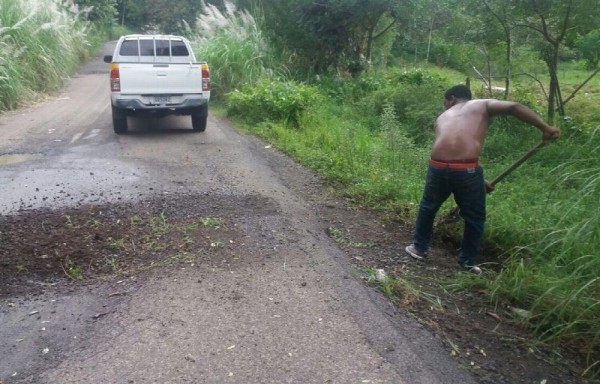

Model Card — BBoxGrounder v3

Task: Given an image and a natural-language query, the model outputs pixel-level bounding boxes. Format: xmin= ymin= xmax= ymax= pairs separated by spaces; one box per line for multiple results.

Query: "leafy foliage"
xmin=362 ymin=69 xmax=447 ymax=143
xmin=316 ymin=74 xmax=387 ymax=103
xmin=232 ymin=0 xmax=403 ymax=76
xmin=576 ymin=29 xmax=600 ymax=69
xmin=227 ymin=79 xmax=319 ymax=125
xmin=117 ymin=0 xmax=201 ymax=34
xmin=73 ymin=0 xmax=118 ymax=25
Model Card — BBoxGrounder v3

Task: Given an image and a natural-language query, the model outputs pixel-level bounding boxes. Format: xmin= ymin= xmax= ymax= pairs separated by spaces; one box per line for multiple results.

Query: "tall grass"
xmin=0 ymin=0 xmax=91 ymax=111
xmin=488 ymin=129 xmax=600 ymax=367
xmin=191 ymin=1 xmax=278 ymax=99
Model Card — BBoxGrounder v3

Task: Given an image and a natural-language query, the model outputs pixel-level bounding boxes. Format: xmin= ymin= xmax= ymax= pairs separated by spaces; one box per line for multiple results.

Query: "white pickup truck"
xmin=103 ymin=34 xmax=211 ymax=134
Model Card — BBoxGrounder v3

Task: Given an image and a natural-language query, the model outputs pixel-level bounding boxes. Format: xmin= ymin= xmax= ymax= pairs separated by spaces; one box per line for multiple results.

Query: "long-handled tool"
xmin=487 ymin=141 xmax=547 ymax=189
xmin=437 ymin=141 xmax=547 ymax=224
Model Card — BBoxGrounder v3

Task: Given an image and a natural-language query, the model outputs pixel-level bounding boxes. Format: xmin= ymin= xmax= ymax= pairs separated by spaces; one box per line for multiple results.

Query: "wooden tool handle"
xmin=490 ymin=141 xmax=547 ymax=186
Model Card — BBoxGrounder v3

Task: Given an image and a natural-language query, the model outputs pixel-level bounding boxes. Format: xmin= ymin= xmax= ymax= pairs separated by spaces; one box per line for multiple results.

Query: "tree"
xmin=415 ymin=0 xmax=453 ymax=64
xmin=73 ymin=0 xmax=118 ymax=26
xmin=477 ymin=0 xmax=519 ymax=99
xmin=115 ymin=0 xmax=201 ymax=34
xmin=576 ymin=29 xmax=600 ymax=69
xmin=346 ymin=0 xmax=401 ymax=69
xmin=514 ymin=0 xmax=600 ymax=120
xmin=234 ymin=0 xmax=404 ymax=76
xmin=299 ymin=0 xmax=403 ymax=75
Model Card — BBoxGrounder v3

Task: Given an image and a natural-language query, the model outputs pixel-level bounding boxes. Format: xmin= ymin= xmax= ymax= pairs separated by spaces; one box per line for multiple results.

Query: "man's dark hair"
xmin=445 ymin=85 xmax=472 ymax=100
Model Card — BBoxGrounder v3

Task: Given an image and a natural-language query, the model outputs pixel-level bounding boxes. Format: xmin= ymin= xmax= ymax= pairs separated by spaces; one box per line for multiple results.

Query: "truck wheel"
xmin=191 ymin=108 xmax=207 ymax=132
xmin=112 ymin=106 xmax=128 ymax=134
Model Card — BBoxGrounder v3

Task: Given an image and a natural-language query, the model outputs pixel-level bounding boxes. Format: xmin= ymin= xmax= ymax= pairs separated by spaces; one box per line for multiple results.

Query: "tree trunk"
xmin=547 ymin=72 xmax=557 ymax=122
xmin=544 ymin=50 xmax=560 ymax=122
xmin=504 ymin=36 xmax=511 ymax=100
xmin=365 ymin=27 xmax=374 ymax=66
xmin=426 ymin=17 xmax=434 ymax=63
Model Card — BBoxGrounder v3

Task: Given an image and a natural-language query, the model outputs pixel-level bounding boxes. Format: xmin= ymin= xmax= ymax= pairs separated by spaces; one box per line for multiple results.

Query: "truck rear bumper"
xmin=113 ymin=98 xmax=208 ymax=110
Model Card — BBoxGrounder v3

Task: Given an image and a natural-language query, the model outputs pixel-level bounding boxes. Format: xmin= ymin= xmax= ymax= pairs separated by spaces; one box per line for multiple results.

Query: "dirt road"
xmin=0 ymin=44 xmax=480 ymax=383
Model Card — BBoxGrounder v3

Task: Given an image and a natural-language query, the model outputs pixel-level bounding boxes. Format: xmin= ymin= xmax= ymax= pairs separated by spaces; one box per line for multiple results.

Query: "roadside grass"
xmin=231 ymin=97 xmax=428 ymax=210
xmin=0 ymin=0 xmax=96 ymax=111
xmin=191 ymin=1 xmax=277 ymax=101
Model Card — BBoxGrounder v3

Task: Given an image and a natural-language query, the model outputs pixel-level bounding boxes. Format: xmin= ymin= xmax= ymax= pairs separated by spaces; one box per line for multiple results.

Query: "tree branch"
xmin=373 ymin=18 xmax=397 ymax=40
xmin=511 ymin=72 xmax=549 ymax=101
xmin=557 ymin=0 xmax=575 ymax=42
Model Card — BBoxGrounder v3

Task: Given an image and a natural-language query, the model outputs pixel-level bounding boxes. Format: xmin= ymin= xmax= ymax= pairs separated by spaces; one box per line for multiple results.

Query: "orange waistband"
xmin=429 ymin=158 xmax=479 ymax=169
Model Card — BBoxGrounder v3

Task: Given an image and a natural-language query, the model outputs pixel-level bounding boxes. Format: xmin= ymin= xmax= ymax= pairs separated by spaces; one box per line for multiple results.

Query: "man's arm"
xmin=485 ymin=100 xmax=561 ymax=142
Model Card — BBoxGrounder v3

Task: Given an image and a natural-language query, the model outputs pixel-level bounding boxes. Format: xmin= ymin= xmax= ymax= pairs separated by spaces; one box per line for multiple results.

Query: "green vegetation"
xmin=63 ymin=258 xmax=83 ymax=281
xmin=200 ymin=217 xmax=223 ymax=229
xmin=189 ymin=2 xmax=600 ymax=377
xmin=191 ymin=2 xmax=275 ymax=100
xmin=0 ymin=0 xmax=106 ymax=111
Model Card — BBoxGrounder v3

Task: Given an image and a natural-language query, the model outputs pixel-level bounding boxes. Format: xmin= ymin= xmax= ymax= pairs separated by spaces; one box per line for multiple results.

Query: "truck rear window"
xmin=119 ymin=39 xmax=189 ymax=57
xmin=171 ymin=41 xmax=189 ymax=56
xmin=120 ymin=40 xmax=139 ymax=56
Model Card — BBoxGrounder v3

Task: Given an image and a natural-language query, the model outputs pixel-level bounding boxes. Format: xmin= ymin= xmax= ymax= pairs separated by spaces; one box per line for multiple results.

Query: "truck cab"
xmin=104 ymin=35 xmax=210 ymax=134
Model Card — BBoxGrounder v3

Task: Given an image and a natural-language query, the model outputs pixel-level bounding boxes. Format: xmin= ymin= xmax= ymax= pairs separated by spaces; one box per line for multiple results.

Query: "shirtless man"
xmin=405 ymin=84 xmax=560 ymax=274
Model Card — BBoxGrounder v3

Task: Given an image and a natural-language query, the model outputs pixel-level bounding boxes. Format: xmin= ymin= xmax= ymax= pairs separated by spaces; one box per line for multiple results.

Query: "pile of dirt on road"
xmin=0 ymin=195 xmax=592 ymax=384
xmin=0 ymin=198 xmax=236 ymax=297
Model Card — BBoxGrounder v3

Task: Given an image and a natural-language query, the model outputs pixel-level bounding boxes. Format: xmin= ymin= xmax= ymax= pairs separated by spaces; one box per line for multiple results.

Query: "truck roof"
xmin=120 ymin=34 xmax=188 ymax=40
xmin=113 ymin=34 xmax=197 ymax=62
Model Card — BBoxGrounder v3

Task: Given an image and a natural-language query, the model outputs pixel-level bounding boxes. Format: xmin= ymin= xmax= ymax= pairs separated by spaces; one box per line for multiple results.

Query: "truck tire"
xmin=191 ymin=107 xmax=208 ymax=132
xmin=112 ymin=106 xmax=128 ymax=134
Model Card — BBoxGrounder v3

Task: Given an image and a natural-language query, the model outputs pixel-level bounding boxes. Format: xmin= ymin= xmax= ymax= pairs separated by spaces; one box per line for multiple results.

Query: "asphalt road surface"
xmin=0 ymin=43 xmax=477 ymax=384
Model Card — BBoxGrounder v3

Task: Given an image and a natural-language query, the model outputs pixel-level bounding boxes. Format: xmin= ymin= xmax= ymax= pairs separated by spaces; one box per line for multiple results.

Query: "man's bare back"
xmin=431 ymin=98 xmax=561 ymax=162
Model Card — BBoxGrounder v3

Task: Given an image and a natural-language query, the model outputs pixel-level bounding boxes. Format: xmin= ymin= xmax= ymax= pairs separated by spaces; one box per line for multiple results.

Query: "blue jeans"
xmin=413 ymin=164 xmax=486 ymax=266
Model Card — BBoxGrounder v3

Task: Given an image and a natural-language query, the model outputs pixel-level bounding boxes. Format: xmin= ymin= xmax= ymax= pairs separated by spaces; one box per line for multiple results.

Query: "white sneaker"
xmin=405 ymin=244 xmax=427 ymax=260
xmin=463 ymin=264 xmax=482 ymax=275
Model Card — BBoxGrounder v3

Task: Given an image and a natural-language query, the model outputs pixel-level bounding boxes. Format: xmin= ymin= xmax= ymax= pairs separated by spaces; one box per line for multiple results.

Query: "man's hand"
xmin=485 ymin=180 xmax=495 ymax=194
xmin=542 ymin=126 xmax=561 ymax=143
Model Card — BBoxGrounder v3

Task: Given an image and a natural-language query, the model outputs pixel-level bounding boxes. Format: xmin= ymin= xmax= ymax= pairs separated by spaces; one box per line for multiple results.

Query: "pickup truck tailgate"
xmin=118 ymin=63 xmax=204 ymax=94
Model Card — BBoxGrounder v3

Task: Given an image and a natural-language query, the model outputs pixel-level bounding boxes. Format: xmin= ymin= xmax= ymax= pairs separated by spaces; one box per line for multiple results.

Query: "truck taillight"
xmin=110 ymin=63 xmax=120 ymax=92
xmin=201 ymin=63 xmax=210 ymax=92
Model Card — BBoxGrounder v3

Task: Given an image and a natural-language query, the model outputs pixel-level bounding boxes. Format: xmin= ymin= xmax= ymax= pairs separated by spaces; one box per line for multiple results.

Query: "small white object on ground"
xmin=375 ymin=269 xmax=388 ymax=283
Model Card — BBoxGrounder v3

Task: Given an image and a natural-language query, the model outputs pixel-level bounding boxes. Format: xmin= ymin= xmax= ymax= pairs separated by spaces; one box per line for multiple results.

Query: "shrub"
xmin=316 ymin=74 xmax=388 ymax=103
xmin=387 ymin=67 xmax=444 ymax=86
xmin=226 ymin=79 xmax=320 ymax=126
xmin=363 ymin=81 xmax=447 ymax=143
xmin=428 ymin=41 xmax=477 ymax=73
xmin=575 ymin=29 xmax=600 ymax=69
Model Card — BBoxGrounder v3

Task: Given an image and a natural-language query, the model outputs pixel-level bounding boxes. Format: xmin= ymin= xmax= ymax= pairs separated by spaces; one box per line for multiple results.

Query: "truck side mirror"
xmin=103 ymin=55 xmax=113 ymax=63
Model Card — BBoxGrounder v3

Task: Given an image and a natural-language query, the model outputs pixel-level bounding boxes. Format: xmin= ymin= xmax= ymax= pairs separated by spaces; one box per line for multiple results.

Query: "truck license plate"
xmin=153 ymin=95 xmax=171 ymax=104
